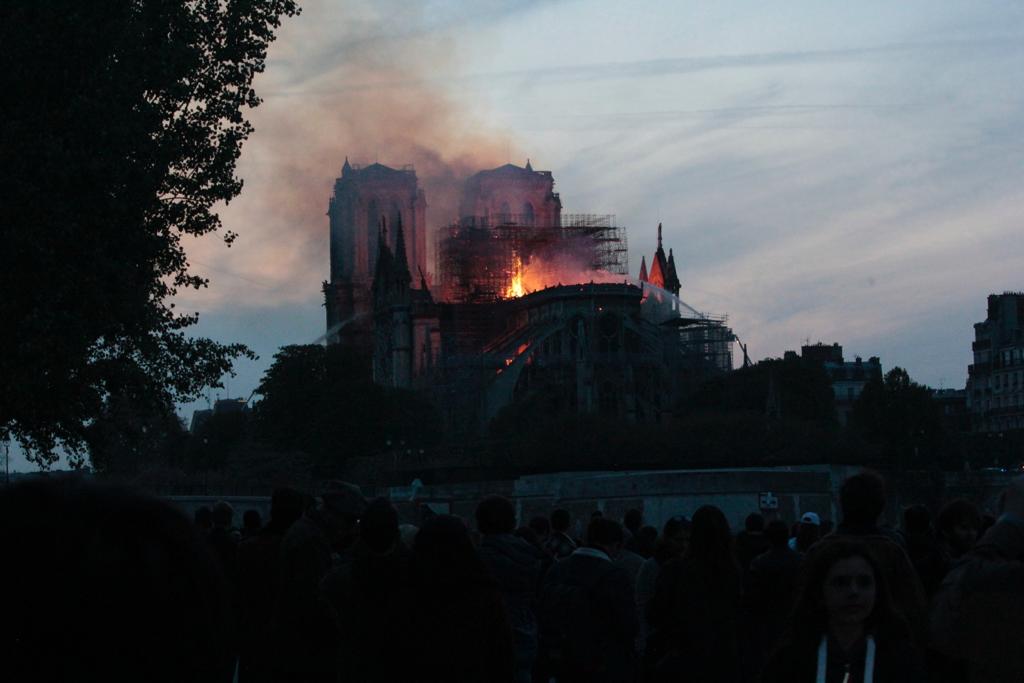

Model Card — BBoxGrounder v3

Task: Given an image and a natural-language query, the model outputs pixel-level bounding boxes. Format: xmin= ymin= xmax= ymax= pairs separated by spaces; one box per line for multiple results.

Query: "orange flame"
xmin=504 ymin=254 xmax=525 ymax=299
xmin=502 ymin=255 xmax=623 ymax=299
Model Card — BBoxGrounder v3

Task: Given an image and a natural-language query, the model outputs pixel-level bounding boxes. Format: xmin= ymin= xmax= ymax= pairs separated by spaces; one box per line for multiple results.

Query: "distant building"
xmin=933 ymin=388 xmax=970 ymax=434
xmin=189 ymin=398 xmax=248 ymax=434
xmin=790 ymin=343 xmax=882 ymax=425
xmin=967 ymin=292 xmax=1024 ymax=432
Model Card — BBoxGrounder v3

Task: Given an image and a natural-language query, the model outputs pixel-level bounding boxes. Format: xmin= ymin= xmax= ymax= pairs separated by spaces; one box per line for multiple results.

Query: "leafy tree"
xmin=84 ymin=380 xmax=188 ymax=476
xmin=680 ymin=355 xmax=838 ymax=425
xmin=851 ymin=367 xmax=946 ymax=468
xmin=1 ymin=1 xmax=298 ymax=467
xmin=185 ymin=407 xmax=250 ymax=475
xmin=253 ymin=345 xmax=443 ymax=476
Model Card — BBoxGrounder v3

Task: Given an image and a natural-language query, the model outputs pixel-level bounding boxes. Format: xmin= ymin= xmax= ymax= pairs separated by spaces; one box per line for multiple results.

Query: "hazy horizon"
xmin=9 ymin=0 xmax=1024 ymax=470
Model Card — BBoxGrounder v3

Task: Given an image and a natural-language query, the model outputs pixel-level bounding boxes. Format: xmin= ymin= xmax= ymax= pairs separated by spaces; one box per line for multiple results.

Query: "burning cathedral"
xmin=323 ymin=160 xmax=735 ymax=435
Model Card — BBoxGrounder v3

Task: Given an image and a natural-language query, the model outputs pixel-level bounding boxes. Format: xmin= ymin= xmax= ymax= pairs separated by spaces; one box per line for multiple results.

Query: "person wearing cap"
xmin=805 ymin=470 xmax=928 ymax=649
xmin=788 ymin=512 xmax=822 ymax=554
xmin=273 ymin=481 xmax=367 ymax=683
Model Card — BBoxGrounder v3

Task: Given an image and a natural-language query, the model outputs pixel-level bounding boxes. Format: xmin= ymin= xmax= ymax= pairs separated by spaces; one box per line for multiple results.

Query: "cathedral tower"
xmin=324 ymin=160 xmax=427 ymax=348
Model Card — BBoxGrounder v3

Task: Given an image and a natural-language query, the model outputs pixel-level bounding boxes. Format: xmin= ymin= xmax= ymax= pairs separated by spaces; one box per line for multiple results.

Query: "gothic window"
xmin=598 ymin=313 xmax=621 ymax=354
xmin=599 ymin=381 xmax=617 ymax=416
xmin=499 ymin=202 xmax=512 ymax=225
xmin=522 ymin=202 xmax=535 ymax=226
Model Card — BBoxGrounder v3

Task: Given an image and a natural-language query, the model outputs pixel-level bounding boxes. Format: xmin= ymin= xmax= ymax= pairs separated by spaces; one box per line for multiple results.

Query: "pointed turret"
xmin=393 ymin=214 xmax=412 ymax=286
xmin=372 ymin=218 xmax=393 ymax=296
xmin=665 ymin=248 xmax=680 ymax=296
xmin=648 ymin=223 xmax=668 ymax=289
xmin=342 ymin=156 xmax=352 ymax=176
xmin=525 ymin=158 xmax=533 ymax=171
xmin=638 ymin=256 xmax=648 ymax=282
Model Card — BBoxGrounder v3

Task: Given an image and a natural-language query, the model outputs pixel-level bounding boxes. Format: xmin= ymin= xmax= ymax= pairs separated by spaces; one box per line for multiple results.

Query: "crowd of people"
xmin=2 ymin=470 xmax=1023 ymax=682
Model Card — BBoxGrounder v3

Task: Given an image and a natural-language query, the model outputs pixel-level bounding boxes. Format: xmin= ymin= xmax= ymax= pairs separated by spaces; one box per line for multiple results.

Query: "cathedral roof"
xmin=471 ymin=162 xmax=548 ymax=179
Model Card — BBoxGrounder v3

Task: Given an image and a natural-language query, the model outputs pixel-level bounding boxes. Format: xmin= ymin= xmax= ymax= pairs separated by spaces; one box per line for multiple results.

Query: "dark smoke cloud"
xmin=179 ymin=0 xmax=525 ymax=309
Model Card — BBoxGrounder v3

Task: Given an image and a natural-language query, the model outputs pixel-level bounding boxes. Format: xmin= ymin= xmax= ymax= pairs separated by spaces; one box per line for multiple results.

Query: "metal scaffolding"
xmin=436 ymin=214 xmax=628 ymax=303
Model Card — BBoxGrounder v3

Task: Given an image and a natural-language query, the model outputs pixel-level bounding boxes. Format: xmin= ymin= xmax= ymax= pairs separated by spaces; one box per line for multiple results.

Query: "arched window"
xmin=522 ymin=202 xmax=535 ymax=226
xmin=499 ymin=201 xmax=512 ymax=225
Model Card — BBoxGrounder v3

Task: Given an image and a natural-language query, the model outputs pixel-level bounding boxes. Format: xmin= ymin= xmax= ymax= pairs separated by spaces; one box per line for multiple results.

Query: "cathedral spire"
xmin=372 ymin=216 xmax=394 ymax=295
xmin=665 ymin=248 xmax=680 ymax=296
xmin=342 ymin=156 xmax=352 ymax=176
xmin=649 ymin=223 xmax=668 ymax=289
xmin=525 ymin=158 xmax=533 ymax=172
xmin=638 ymin=255 xmax=648 ymax=282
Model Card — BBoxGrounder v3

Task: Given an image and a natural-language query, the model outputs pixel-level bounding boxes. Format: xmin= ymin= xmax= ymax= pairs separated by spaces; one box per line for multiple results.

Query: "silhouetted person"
xmin=624 ymin=507 xmax=643 ymax=554
xmin=633 ymin=524 xmax=658 ymax=559
xmin=978 ymin=512 xmax=997 ymax=538
xmin=936 ymin=498 xmax=981 ymax=560
xmin=242 ymin=508 xmax=262 ymax=539
xmin=931 ymin=475 xmax=1024 ymax=683
xmin=321 ymin=497 xmax=411 ymax=683
xmin=1 ymin=477 xmax=234 ymax=682
xmin=546 ymin=508 xmax=577 ymax=559
xmin=540 ymin=517 xmax=639 ymax=683
xmin=821 ymin=519 xmax=835 ymax=537
xmin=743 ymin=519 xmax=802 ymax=678
xmin=736 ymin=512 xmax=771 ymax=572
xmin=788 ymin=512 xmax=821 ymax=554
xmin=476 ymin=496 xmax=547 ymax=683
xmin=398 ymin=522 xmax=419 ymax=549
xmin=647 ymin=505 xmax=741 ymax=683
xmin=274 ymin=480 xmax=366 ymax=683
xmin=529 ymin=514 xmax=551 ymax=549
xmin=807 ymin=470 xmax=928 ymax=647
xmin=636 ymin=516 xmax=689 ymax=659
xmin=624 ymin=508 xmax=643 ymax=536
xmin=236 ymin=487 xmax=304 ymax=683
xmin=398 ymin=515 xmax=515 ymax=682
xmin=761 ymin=539 xmax=923 ymax=682
xmin=195 ymin=504 xmax=213 ymax=535
xmin=208 ymin=500 xmax=239 ymax=583
xmin=903 ymin=504 xmax=947 ymax=597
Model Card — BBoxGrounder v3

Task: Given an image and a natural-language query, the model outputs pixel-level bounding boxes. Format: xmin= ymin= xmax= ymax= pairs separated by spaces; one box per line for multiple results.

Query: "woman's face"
xmin=822 ymin=555 xmax=876 ymax=627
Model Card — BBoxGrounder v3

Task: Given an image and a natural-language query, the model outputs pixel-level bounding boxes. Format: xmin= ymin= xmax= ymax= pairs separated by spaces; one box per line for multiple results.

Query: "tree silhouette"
xmin=253 ymin=345 xmax=443 ymax=476
xmin=851 ymin=367 xmax=946 ymax=468
xmin=1 ymin=1 xmax=298 ymax=467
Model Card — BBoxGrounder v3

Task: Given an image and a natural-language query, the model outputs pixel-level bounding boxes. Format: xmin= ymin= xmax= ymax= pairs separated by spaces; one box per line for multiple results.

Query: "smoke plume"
xmin=178 ymin=0 xmax=521 ymax=309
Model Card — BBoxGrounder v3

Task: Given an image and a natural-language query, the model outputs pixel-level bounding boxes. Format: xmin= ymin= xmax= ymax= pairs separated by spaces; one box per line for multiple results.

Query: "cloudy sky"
xmin=13 ymin=0 xmax=1024 ymax=469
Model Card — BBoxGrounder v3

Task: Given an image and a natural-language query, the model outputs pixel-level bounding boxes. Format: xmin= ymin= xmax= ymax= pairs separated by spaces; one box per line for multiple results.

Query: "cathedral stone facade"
xmin=323 ymin=160 xmax=427 ymax=350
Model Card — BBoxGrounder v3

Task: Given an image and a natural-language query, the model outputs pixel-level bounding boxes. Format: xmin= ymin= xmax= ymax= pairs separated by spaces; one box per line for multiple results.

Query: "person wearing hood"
xmin=931 ymin=476 xmax=1024 ymax=683
xmin=805 ymin=470 xmax=928 ymax=647
xmin=476 ymin=495 xmax=547 ymax=683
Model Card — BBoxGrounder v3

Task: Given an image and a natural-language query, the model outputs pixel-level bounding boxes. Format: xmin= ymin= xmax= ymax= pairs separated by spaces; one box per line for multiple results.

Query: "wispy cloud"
xmin=179 ymin=0 xmax=1024 ymax=397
